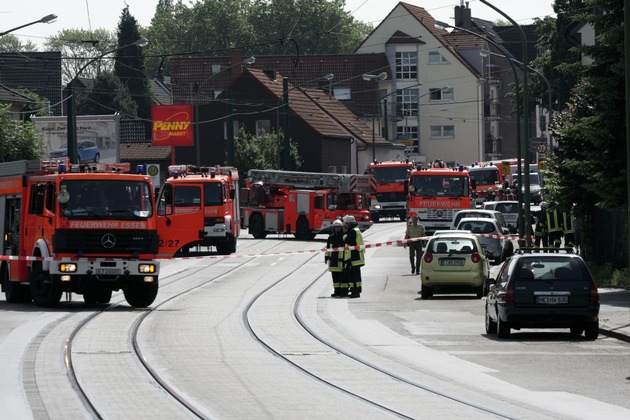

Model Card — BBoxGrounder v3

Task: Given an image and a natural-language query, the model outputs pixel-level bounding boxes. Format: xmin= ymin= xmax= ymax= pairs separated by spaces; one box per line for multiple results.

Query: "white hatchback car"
xmin=482 ymin=201 xmax=519 ymax=233
xmin=449 ymin=209 xmax=508 ymax=231
xmin=456 ymin=217 xmax=514 ymax=264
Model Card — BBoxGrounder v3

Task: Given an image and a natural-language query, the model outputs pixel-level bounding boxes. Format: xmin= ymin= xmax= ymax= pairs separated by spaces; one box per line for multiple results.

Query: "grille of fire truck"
xmin=425 ymin=208 xmax=456 ymax=219
xmin=375 ymin=192 xmax=407 ymax=202
xmin=53 ymin=229 xmax=159 ymax=254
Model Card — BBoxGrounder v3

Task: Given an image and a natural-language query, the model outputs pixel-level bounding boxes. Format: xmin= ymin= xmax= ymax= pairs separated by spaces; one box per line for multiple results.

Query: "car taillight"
xmin=424 ymin=253 xmax=433 ymax=263
xmin=471 ymin=252 xmax=481 ymax=263
xmin=590 ymin=280 xmax=599 ymax=302
xmin=504 ymin=281 xmax=514 ymax=302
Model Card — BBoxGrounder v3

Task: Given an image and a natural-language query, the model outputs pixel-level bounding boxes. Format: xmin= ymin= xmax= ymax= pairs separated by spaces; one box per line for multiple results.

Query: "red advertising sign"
xmin=152 ymin=105 xmax=194 ymax=146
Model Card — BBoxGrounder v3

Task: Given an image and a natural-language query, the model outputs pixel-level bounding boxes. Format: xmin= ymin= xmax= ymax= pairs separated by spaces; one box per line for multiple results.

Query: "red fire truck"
xmin=468 ymin=163 xmax=502 ymax=205
xmin=366 ymin=160 xmax=414 ymax=222
xmin=407 ymin=166 xmax=475 ymax=232
xmin=241 ymin=169 xmax=375 ymax=239
xmin=0 ymin=159 xmax=160 ymax=307
xmin=156 ymin=165 xmax=240 ymax=256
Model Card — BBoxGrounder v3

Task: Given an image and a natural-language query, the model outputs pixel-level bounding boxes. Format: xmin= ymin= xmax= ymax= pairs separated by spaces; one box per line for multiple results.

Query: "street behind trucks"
xmin=240 ymin=169 xmax=376 ymax=239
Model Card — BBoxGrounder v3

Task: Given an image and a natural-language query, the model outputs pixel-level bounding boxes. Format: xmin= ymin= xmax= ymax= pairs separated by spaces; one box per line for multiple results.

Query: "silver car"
xmin=455 ymin=217 xmax=514 ymax=264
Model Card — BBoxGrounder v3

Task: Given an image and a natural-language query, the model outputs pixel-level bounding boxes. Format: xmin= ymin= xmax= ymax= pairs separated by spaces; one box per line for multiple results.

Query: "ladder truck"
xmin=241 ymin=169 xmax=376 ymax=240
xmin=156 ymin=164 xmax=240 ymax=256
xmin=0 ymin=159 xmax=160 ymax=308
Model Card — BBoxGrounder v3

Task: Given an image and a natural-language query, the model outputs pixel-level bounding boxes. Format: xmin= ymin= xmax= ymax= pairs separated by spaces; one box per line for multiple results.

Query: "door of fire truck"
xmin=157 ymin=182 xmax=204 ymax=255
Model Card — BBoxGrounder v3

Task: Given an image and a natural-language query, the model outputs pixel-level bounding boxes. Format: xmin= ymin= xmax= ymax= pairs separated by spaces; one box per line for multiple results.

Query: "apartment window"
xmin=334 ymin=87 xmax=351 ymax=100
xmin=428 ymin=51 xmax=449 ymax=64
xmin=430 ymin=125 xmax=455 ymax=138
xmin=429 ymin=87 xmax=454 ymax=101
xmin=396 ymin=126 xmax=418 ymax=154
xmin=256 ymin=120 xmax=271 ymax=135
xmin=396 ymin=88 xmax=419 ymax=117
xmin=396 ymin=51 xmax=417 ymax=79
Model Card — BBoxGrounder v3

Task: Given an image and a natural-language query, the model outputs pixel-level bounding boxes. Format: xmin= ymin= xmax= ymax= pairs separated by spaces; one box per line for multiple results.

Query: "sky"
xmin=1 ymin=1 xmax=556 ymax=48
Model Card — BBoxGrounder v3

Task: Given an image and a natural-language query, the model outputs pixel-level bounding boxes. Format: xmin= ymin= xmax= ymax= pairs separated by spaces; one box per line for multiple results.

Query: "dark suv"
xmin=485 ymin=248 xmax=600 ymax=339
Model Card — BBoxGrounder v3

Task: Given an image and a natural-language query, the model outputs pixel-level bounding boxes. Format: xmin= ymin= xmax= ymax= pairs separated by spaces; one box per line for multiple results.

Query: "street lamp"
xmin=0 ymin=14 xmax=57 ymax=37
xmin=194 ymin=56 xmax=255 ymax=167
xmin=435 ymin=20 xmax=529 ymax=237
xmin=65 ymin=38 xmax=148 ymax=165
xmin=362 ymin=72 xmax=388 ymax=162
xmin=480 ymin=0 xmax=532 ymax=241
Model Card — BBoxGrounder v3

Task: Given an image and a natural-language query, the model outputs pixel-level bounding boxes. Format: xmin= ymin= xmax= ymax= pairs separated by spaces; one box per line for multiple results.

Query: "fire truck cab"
xmin=156 ymin=165 xmax=240 ymax=255
xmin=407 ymin=166 xmax=475 ymax=233
xmin=366 ymin=160 xmax=414 ymax=222
xmin=241 ymin=169 xmax=375 ymax=240
xmin=0 ymin=159 xmax=160 ymax=308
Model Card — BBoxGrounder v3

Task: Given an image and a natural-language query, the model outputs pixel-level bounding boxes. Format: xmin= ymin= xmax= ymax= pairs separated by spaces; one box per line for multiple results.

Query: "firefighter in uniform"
xmin=485 ymin=188 xmax=497 ymax=202
xmin=546 ymin=202 xmax=563 ymax=251
xmin=534 ymin=202 xmax=548 ymax=249
xmin=404 ymin=212 xmax=426 ymax=274
xmin=342 ymin=215 xmax=365 ymax=298
xmin=325 ymin=219 xmax=348 ymax=297
xmin=562 ymin=208 xmax=576 ymax=250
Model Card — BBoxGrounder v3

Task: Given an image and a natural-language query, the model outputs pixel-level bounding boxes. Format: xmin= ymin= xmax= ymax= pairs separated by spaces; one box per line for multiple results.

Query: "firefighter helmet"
xmin=332 ymin=219 xmax=343 ymax=228
xmin=343 ymin=215 xmax=357 ymax=224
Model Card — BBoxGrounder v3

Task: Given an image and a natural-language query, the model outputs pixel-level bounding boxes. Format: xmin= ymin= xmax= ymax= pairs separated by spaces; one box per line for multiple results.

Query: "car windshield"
xmin=469 ymin=167 xmax=499 ymax=185
xmin=430 ymin=238 xmax=477 ymax=254
xmin=516 ymin=257 xmax=587 ymax=281
xmin=495 ymin=202 xmax=518 ymax=213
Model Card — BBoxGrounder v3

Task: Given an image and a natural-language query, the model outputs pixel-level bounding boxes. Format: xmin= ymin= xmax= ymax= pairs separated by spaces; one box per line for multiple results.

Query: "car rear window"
xmin=495 ymin=203 xmax=518 ymax=213
xmin=459 ymin=221 xmax=496 ymax=234
xmin=515 ymin=258 xmax=587 ymax=281
xmin=430 ymin=238 xmax=477 ymax=254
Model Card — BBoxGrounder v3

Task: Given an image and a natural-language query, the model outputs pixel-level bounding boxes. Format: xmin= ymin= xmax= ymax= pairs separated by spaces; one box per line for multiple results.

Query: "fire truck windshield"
xmin=370 ymin=166 xmax=410 ymax=183
xmin=469 ymin=167 xmax=499 ymax=185
xmin=61 ymin=180 xmax=153 ymax=219
xmin=410 ymin=175 xmax=469 ymax=197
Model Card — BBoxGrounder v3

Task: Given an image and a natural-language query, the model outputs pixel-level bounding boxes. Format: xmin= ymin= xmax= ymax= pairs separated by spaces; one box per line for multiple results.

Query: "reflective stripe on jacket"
xmin=344 ymin=227 xmax=365 ymax=267
xmin=326 ymin=232 xmax=345 ymax=272
xmin=562 ymin=211 xmax=575 ymax=234
xmin=546 ymin=208 xmax=563 ymax=233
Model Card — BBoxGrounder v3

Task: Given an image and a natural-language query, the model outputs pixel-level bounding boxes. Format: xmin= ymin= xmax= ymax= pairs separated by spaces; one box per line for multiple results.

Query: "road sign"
xmin=501 ymin=161 xmax=511 ymax=175
xmin=536 ymin=143 xmax=548 ymax=154
xmin=147 ymin=163 xmax=161 ymax=187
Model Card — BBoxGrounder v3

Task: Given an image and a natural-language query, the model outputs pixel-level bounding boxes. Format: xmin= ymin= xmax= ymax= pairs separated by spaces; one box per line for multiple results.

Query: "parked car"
xmin=49 ymin=140 xmax=100 ymax=163
xmin=455 ymin=217 xmax=513 ymax=264
xmin=485 ymin=248 xmax=600 ymax=339
xmin=419 ymin=233 xmax=490 ymax=299
xmin=449 ymin=209 xmax=508 ymax=231
xmin=482 ymin=200 xmax=519 ymax=233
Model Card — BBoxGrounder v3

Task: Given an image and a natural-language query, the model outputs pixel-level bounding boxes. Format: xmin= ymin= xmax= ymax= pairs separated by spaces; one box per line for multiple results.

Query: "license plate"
xmin=96 ymin=268 xmax=121 ymax=275
xmin=439 ymin=259 xmax=464 ymax=267
xmin=536 ymin=296 xmax=568 ymax=304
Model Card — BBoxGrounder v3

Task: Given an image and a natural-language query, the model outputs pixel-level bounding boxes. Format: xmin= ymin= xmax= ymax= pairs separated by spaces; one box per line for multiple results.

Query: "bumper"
xmin=498 ymin=302 xmax=600 ymax=328
xmin=49 ymin=259 xmax=160 ymax=279
xmin=205 ymin=223 xmax=228 ymax=238
xmin=421 ymin=270 xmax=485 ymax=288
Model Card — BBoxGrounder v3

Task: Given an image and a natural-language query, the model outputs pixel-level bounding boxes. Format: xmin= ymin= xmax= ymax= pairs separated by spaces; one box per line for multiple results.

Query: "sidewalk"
xmin=598 ymin=288 xmax=630 ymax=343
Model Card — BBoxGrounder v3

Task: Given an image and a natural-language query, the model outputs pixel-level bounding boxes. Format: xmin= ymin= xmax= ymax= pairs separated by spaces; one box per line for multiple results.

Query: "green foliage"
xmin=76 ymin=72 xmax=138 ymax=118
xmin=588 ymin=262 xmax=629 ymax=289
xmin=13 ymin=89 xmax=53 ymax=117
xmin=43 ymin=28 xmax=117 ymax=83
xmin=0 ymin=34 xmax=38 ymax=52
xmin=0 ymin=104 xmax=43 ymax=162
xmin=115 ymin=6 xmax=153 ymax=119
xmin=143 ymin=0 xmax=371 ymax=78
xmin=233 ymin=128 xmax=301 ymax=186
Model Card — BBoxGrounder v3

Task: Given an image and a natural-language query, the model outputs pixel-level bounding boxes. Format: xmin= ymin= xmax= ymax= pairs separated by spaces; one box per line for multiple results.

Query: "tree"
xmin=76 ymin=72 xmax=138 ymax=118
xmin=0 ymin=34 xmax=38 ymax=52
xmin=13 ymin=88 xmax=54 ymax=117
xmin=43 ymin=28 xmax=117 ymax=83
xmin=115 ymin=6 xmax=153 ymax=119
xmin=233 ymin=128 xmax=301 ymax=186
xmin=0 ymin=104 xmax=42 ymax=162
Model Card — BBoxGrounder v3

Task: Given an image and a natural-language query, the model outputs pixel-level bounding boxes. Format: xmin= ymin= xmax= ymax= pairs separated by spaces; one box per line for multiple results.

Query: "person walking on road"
xmin=342 ymin=215 xmax=365 ymax=298
xmin=325 ymin=219 xmax=348 ymax=297
xmin=404 ymin=213 xmax=426 ymax=274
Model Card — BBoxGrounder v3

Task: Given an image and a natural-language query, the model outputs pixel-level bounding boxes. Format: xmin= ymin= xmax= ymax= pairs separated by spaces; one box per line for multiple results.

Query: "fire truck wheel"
xmin=295 ymin=217 xmax=312 ymax=240
xmin=3 ymin=273 xmax=32 ymax=304
xmin=216 ymin=234 xmax=236 ymax=255
xmin=371 ymin=213 xmax=380 ymax=223
xmin=249 ymin=214 xmax=267 ymax=239
xmin=123 ymin=279 xmax=158 ymax=308
xmin=30 ymin=268 xmax=62 ymax=307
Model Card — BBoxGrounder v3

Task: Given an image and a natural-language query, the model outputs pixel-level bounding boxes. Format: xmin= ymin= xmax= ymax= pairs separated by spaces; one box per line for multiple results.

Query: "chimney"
xmin=230 ymin=50 xmax=243 ymax=81
xmin=454 ymin=1 xmax=472 ymax=29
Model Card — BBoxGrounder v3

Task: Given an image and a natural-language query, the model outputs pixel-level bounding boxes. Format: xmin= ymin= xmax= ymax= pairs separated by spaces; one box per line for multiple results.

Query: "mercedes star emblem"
xmin=101 ymin=233 xmax=116 ymax=248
